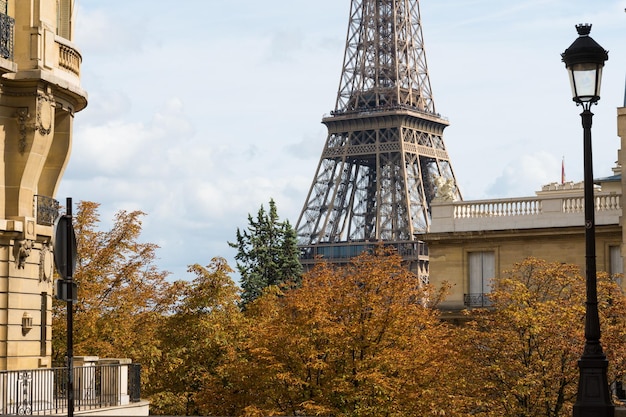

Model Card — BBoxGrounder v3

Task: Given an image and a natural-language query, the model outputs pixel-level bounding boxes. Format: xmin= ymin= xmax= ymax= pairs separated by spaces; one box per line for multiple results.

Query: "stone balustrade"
xmin=430 ymin=193 xmax=621 ymax=233
xmin=57 ymin=39 xmax=81 ymax=76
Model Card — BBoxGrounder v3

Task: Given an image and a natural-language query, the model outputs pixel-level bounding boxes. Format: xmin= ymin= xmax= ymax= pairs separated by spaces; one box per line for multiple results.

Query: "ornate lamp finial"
xmin=575 ymin=24 xmax=592 ymax=36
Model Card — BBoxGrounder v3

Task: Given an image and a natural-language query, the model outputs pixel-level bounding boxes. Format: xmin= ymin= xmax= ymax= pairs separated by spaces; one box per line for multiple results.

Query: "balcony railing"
xmin=0 ymin=363 xmax=141 ymax=415
xmin=0 ymin=12 xmax=13 ymax=60
xmin=464 ymin=293 xmax=492 ymax=308
xmin=299 ymin=240 xmax=428 ymax=261
xmin=56 ymin=38 xmax=81 ymax=76
xmin=452 ymin=194 xmax=621 ymax=219
xmin=430 ymin=192 xmax=622 ymax=233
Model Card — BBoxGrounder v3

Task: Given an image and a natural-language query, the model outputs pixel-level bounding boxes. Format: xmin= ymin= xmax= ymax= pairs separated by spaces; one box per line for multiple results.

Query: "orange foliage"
xmin=52 ymin=201 xmax=182 ymax=391
xmin=462 ymin=257 xmax=626 ymax=417
xmin=208 ymin=246 xmax=464 ymax=417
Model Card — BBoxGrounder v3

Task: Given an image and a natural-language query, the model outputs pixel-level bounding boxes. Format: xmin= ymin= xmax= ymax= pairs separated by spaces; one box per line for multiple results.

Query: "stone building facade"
xmin=0 ymin=0 xmax=86 ymax=370
xmin=426 ymin=100 xmax=626 ymax=319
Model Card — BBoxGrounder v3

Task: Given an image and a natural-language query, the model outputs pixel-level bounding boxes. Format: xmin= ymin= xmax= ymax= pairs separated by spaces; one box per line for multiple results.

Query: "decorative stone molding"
xmin=15 ymin=108 xmax=29 ymax=154
xmin=13 ymin=91 xmax=55 ymax=153
xmin=36 ymin=91 xmax=53 ymax=136
xmin=15 ymin=239 xmax=34 ymax=269
xmin=40 ymin=241 xmax=53 ymax=282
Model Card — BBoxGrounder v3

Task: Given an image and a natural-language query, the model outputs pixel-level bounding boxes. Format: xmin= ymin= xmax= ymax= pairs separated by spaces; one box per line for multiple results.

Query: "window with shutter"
xmin=609 ymin=245 xmax=623 ymax=286
xmin=466 ymin=251 xmax=495 ymax=307
xmin=57 ymin=0 xmax=71 ymax=39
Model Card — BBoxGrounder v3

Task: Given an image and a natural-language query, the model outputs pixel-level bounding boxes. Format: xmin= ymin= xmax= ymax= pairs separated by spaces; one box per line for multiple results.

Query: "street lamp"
xmin=562 ymin=24 xmax=613 ymax=417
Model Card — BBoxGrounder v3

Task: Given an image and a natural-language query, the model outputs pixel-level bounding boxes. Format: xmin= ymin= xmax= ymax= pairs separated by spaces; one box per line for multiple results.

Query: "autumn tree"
xmin=229 ymin=199 xmax=302 ymax=305
xmin=52 ymin=201 xmax=181 ymax=391
xmin=216 ymin=247 xmax=466 ymax=417
xmin=148 ymin=257 xmax=245 ymax=416
xmin=462 ymin=257 xmax=626 ymax=417
xmin=596 ymin=270 xmax=626 ymax=396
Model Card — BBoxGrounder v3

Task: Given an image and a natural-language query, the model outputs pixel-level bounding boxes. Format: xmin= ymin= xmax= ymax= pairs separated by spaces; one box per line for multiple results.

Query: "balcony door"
xmin=468 ymin=251 xmax=495 ymax=305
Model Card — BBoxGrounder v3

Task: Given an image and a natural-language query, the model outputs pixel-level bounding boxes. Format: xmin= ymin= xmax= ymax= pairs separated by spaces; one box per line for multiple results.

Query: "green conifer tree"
xmin=229 ymin=199 xmax=302 ymax=305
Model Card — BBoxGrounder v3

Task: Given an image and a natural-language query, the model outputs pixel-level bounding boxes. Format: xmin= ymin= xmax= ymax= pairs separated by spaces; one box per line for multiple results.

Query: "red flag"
xmin=561 ymin=157 xmax=565 ymax=184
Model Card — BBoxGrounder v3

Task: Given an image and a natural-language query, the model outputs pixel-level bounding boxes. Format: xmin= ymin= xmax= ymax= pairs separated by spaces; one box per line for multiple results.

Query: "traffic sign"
xmin=53 ymin=215 xmax=77 ymax=279
xmin=55 ymin=279 xmax=77 ymax=302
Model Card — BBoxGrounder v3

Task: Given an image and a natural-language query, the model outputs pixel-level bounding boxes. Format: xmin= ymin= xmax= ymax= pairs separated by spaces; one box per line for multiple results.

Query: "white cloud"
xmin=71 ymin=121 xmax=149 ymax=175
xmin=486 ymin=152 xmax=561 ymax=198
xmin=58 ymin=0 xmax=626 ymax=280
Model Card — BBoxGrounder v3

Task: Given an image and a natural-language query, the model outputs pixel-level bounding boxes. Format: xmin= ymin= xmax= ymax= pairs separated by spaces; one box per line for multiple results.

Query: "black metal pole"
xmin=66 ymin=197 xmax=74 ymax=417
xmin=572 ymin=108 xmax=614 ymax=417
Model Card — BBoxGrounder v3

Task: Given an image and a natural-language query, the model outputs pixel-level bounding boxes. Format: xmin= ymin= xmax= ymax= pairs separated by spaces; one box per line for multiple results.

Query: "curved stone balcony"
xmin=57 ymin=39 xmax=81 ymax=77
xmin=55 ymin=36 xmax=81 ymax=80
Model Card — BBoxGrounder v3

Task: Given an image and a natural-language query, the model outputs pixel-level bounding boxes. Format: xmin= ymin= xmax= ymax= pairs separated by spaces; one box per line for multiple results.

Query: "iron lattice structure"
xmin=296 ymin=0 xmax=461 ymax=281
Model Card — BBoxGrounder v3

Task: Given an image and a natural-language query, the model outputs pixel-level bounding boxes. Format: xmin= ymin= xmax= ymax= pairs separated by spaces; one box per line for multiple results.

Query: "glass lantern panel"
xmin=569 ymin=62 xmax=602 ymax=102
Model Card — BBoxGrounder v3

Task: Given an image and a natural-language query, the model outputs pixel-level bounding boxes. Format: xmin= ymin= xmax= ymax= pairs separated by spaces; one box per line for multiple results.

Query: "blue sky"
xmin=58 ymin=0 xmax=626 ymax=280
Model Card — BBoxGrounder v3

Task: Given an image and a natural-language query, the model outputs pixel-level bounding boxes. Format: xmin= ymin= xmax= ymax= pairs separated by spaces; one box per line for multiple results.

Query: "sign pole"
xmin=53 ymin=197 xmax=77 ymax=416
xmin=65 ymin=197 xmax=74 ymax=417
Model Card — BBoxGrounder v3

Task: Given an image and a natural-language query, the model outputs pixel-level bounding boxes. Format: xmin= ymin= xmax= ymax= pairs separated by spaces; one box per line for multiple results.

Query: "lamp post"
xmin=562 ymin=24 xmax=613 ymax=417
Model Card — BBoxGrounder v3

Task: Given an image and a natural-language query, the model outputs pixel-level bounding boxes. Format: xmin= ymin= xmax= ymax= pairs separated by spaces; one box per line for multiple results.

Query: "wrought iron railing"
xmin=128 ymin=363 xmax=141 ymax=403
xmin=0 ymin=12 xmax=13 ymax=60
xmin=464 ymin=293 xmax=492 ymax=308
xmin=0 ymin=363 xmax=141 ymax=415
xmin=34 ymin=195 xmax=60 ymax=226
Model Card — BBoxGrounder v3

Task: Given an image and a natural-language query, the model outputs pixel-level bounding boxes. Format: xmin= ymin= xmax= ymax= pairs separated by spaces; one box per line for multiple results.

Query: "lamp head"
xmin=561 ymin=24 xmax=608 ymax=106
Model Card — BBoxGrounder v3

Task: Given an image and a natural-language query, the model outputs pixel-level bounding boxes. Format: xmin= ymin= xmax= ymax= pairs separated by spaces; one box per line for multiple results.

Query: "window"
xmin=609 ymin=245 xmax=623 ymax=286
xmin=57 ymin=0 xmax=72 ymax=39
xmin=466 ymin=251 xmax=495 ymax=307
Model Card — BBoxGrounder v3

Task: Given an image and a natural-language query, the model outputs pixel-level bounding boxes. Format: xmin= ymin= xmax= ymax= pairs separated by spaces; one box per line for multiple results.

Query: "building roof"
xmin=595 ymin=173 xmax=621 ymax=183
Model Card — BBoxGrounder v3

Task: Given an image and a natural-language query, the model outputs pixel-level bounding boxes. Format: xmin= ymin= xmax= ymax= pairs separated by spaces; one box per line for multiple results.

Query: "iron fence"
xmin=0 ymin=363 xmax=141 ymax=415
xmin=128 ymin=363 xmax=141 ymax=403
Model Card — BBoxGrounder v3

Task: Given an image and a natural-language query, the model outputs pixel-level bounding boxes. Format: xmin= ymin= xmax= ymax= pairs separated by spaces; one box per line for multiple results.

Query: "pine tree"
xmin=229 ymin=199 xmax=302 ymax=305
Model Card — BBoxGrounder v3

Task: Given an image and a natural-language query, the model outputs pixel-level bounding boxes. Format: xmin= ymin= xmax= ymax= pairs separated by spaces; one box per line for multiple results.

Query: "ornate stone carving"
xmin=13 ymin=90 xmax=55 ymax=154
xmin=15 ymin=108 xmax=29 ymax=154
xmin=36 ymin=92 xmax=53 ymax=136
xmin=15 ymin=239 xmax=34 ymax=269
xmin=434 ymin=176 xmax=456 ymax=202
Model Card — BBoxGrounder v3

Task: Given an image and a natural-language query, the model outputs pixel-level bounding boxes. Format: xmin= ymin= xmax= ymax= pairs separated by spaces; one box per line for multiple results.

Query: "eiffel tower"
xmin=295 ymin=0 xmax=461 ymax=282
